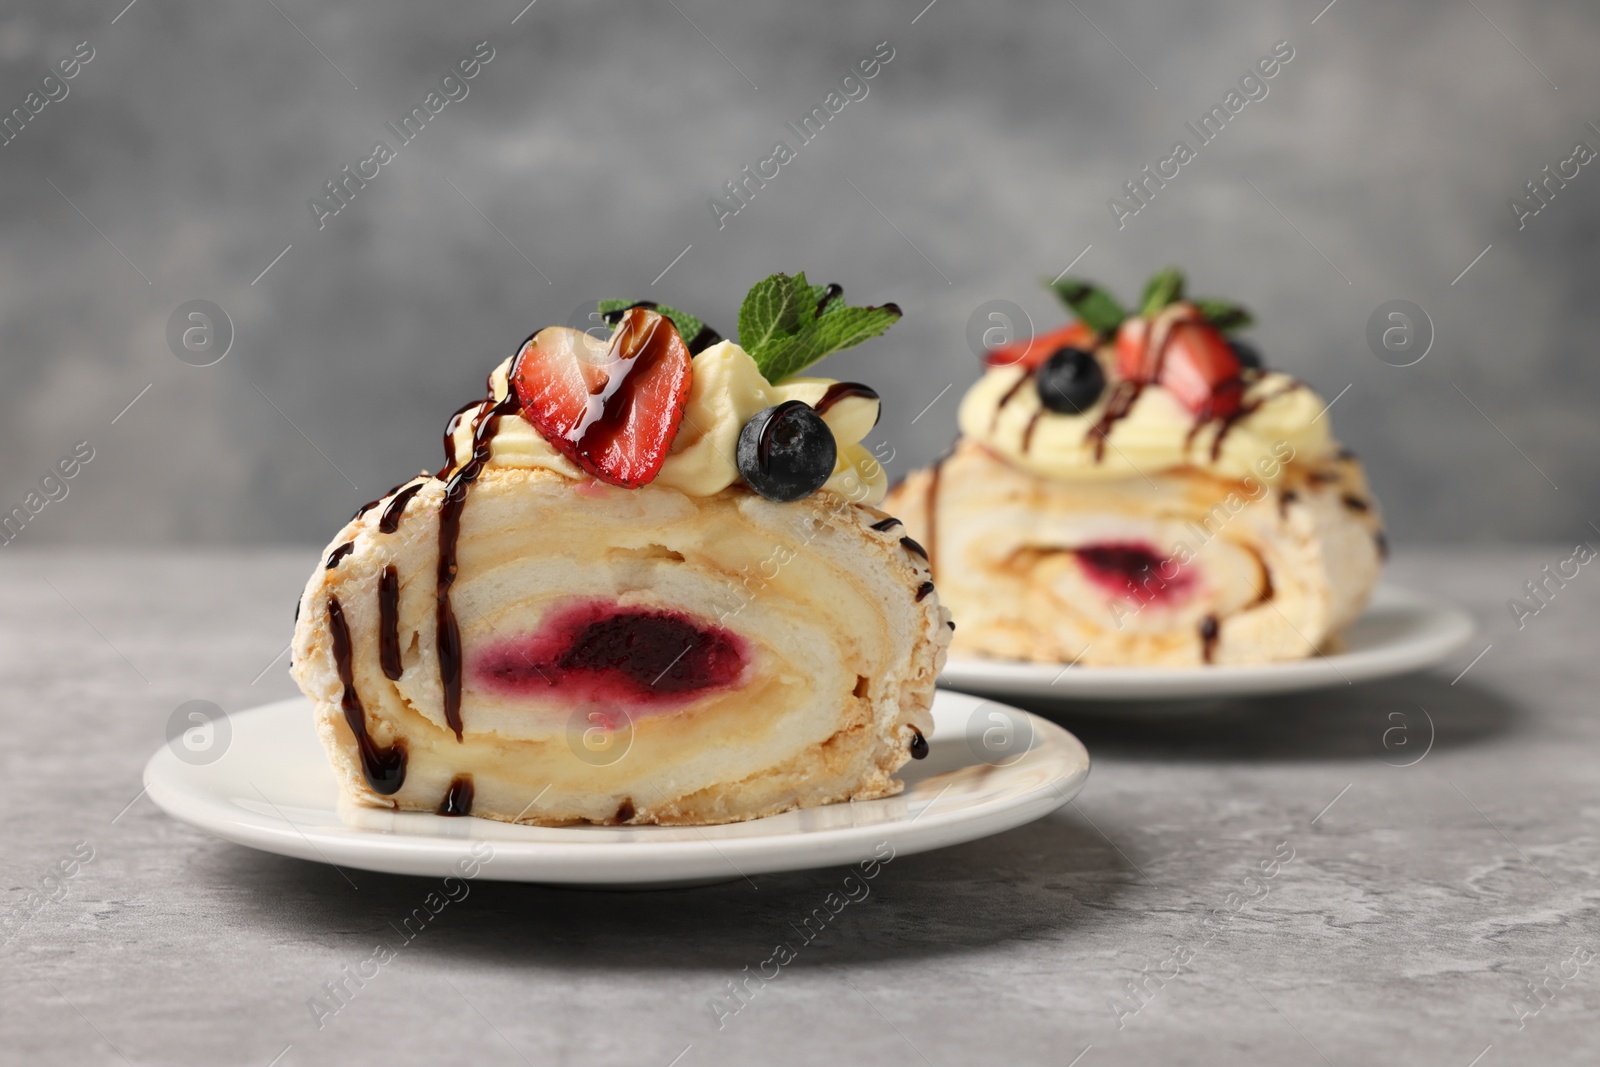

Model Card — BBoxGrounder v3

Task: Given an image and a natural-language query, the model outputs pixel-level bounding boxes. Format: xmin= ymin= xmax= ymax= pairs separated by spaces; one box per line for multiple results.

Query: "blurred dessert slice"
xmin=887 ymin=268 xmax=1383 ymax=667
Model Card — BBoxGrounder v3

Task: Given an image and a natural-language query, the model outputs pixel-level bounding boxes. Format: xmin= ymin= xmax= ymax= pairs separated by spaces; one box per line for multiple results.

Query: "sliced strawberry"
xmin=984 ymin=321 xmax=1098 ymax=370
xmin=1158 ymin=320 xmax=1244 ymax=417
xmin=1114 ymin=317 xmax=1151 ymax=381
xmin=510 ymin=308 xmax=692 ymax=488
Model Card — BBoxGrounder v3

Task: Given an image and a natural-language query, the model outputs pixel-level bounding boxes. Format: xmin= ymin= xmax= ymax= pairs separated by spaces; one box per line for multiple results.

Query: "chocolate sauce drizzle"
xmin=437 ymin=775 xmax=474 ymax=817
xmin=1022 ymin=410 xmax=1045 ymax=453
xmin=869 ymin=517 xmax=903 ymax=532
xmin=440 ymin=398 xmax=490 ymax=477
xmin=1088 ymin=381 xmax=1143 ymax=461
xmin=1341 ymin=495 xmax=1370 ymax=512
xmin=565 ymin=313 xmax=682 ymax=462
xmin=900 ymin=536 xmax=929 ymax=561
xmin=599 ymin=300 xmax=723 ymax=354
xmin=325 ymin=542 xmax=355 ymax=569
xmin=327 ymin=596 xmax=407 ymax=795
xmin=815 ymin=283 xmax=843 ymax=314
xmin=915 ymin=580 xmax=936 ymax=602
xmin=379 ymin=565 xmax=403 ymax=681
xmin=991 ymin=369 xmax=1035 ymax=433
xmin=379 ymin=482 xmax=424 ymax=534
xmin=615 ymin=798 xmax=636 ymax=823
xmin=814 ymin=381 xmax=880 ymax=422
xmin=436 ymin=392 xmax=522 ymax=742
xmin=1200 ymin=381 xmax=1304 ymax=462
xmin=1199 ymin=614 xmax=1219 ymax=664
xmin=909 ymin=729 xmax=929 ymax=760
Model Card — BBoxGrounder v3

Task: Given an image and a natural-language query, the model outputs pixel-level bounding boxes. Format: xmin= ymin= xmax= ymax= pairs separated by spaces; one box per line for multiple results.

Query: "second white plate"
xmin=144 ymin=690 xmax=1089 ymax=888
xmin=939 ymin=584 xmax=1474 ymax=705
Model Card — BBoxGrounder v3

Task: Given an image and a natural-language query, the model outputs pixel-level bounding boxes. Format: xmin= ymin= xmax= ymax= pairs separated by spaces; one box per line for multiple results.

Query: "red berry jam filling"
xmin=475 ymin=599 xmax=747 ymax=707
xmin=1075 ymin=541 xmax=1195 ymax=604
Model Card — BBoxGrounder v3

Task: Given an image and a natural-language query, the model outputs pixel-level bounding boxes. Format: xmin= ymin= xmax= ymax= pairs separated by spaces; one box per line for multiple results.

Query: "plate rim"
xmin=938 ymin=583 xmax=1475 ymax=700
xmin=144 ymin=690 xmax=1090 ymax=884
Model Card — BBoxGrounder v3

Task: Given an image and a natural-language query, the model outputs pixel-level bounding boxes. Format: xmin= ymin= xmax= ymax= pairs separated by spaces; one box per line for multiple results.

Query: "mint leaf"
xmin=1192 ymin=299 xmax=1254 ymax=332
xmin=1139 ymin=267 xmax=1185 ymax=317
xmin=1049 ymin=278 xmax=1126 ymax=334
xmin=737 ymin=273 xmax=901 ymax=382
xmin=598 ymin=299 xmax=708 ymax=348
xmin=737 ymin=273 xmax=810 ymax=362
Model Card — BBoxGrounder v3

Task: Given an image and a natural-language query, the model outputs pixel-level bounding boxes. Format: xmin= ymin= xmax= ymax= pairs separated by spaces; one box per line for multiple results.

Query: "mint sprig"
xmin=1139 ymin=267 xmax=1185 ymax=317
xmin=1048 ymin=278 xmax=1126 ymax=334
xmin=736 ymin=272 xmax=901 ymax=383
xmin=1191 ymin=298 xmax=1254 ymax=332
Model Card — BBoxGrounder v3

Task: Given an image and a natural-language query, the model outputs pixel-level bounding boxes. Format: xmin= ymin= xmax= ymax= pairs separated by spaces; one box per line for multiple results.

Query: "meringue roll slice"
xmin=886 ymin=268 xmax=1384 ymax=668
xmin=292 ymin=282 xmax=949 ymax=825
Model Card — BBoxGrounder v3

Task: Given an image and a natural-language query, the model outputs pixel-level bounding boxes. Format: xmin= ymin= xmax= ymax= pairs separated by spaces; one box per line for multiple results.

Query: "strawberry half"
xmin=984 ymin=321 xmax=1098 ymax=370
xmin=1157 ymin=320 xmax=1244 ymax=417
xmin=510 ymin=307 xmax=692 ymax=488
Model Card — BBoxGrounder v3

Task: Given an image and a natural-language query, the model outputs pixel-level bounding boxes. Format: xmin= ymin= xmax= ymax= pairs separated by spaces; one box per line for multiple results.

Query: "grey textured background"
xmin=0 ymin=0 xmax=1596 ymax=548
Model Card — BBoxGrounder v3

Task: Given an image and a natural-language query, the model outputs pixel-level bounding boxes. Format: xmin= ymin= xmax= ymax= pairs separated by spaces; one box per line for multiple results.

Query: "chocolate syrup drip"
xmin=1375 ymin=531 xmax=1389 ymax=559
xmin=1341 ymin=495 xmax=1370 ymax=512
xmin=814 ymin=381 xmax=880 ymax=420
xmin=991 ymin=369 xmax=1035 ymax=432
xmin=900 ymin=536 xmax=929 ymax=561
xmin=379 ymin=565 xmax=403 ymax=681
xmin=438 ymin=775 xmax=475 ymax=817
xmin=615 ymin=798 xmax=636 ymax=823
xmin=600 ymin=301 xmax=723 ymax=354
xmin=327 ymin=596 xmax=407 ymax=795
xmin=869 ymin=517 xmax=903 ymax=532
xmin=915 ymin=581 xmax=936 ymax=602
xmin=566 ymin=313 xmax=681 ymax=462
xmin=686 ymin=325 xmax=723 ymax=354
xmin=440 ymin=398 xmax=490 ymax=477
xmin=909 ymin=729 xmax=929 ymax=760
xmin=379 ymin=482 xmax=424 ymax=534
xmin=355 ymin=478 xmax=417 ymax=521
xmin=816 ymin=283 xmax=843 ymax=314
xmin=1022 ymin=410 xmax=1045 ymax=452
xmin=1205 ymin=381 xmax=1304 ymax=462
xmin=325 ymin=541 xmax=355 ymax=569
xmin=1199 ymin=614 xmax=1219 ymax=664
xmin=947 ymin=619 xmax=956 ymax=631
xmin=437 ymin=392 xmax=523 ymax=742
xmin=1088 ymin=381 xmax=1144 ymax=461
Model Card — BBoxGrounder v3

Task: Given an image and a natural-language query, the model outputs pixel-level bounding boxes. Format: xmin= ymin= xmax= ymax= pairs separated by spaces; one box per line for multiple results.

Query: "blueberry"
xmin=1035 ymin=347 xmax=1105 ymax=414
xmin=737 ymin=401 xmax=838 ymax=502
xmin=1229 ymin=339 xmax=1263 ymax=370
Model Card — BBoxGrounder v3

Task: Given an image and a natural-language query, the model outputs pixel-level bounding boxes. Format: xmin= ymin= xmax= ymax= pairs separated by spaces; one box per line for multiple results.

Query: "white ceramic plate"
xmin=939 ymin=585 xmax=1474 ymax=705
xmin=144 ymin=691 xmax=1089 ymax=888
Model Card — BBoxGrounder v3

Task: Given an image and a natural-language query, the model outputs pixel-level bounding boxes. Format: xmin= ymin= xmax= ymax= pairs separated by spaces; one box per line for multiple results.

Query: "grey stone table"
xmin=2 ymin=548 xmax=1596 ymax=1066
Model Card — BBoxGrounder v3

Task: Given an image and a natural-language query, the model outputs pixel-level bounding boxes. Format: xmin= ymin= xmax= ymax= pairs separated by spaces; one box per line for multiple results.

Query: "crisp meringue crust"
xmin=292 ymin=471 xmax=949 ymax=825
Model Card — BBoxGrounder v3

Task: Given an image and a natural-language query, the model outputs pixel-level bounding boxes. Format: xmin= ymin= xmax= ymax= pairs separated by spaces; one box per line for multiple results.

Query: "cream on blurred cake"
xmin=886 ymin=268 xmax=1384 ymax=668
xmin=291 ymin=281 xmax=948 ymax=825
